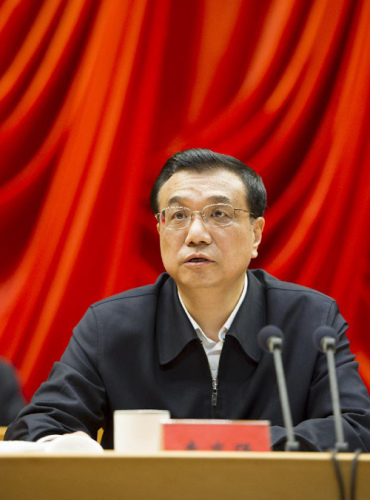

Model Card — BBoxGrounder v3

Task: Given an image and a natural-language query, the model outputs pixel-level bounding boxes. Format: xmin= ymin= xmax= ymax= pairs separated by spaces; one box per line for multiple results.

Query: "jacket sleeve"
xmin=5 ymin=307 xmax=107 ymax=442
xmin=271 ymin=302 xmax=370 ymax=451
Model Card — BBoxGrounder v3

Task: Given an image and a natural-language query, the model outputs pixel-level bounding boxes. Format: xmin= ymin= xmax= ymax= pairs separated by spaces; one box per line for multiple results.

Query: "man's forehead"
xmin=158 ymin=170 xmax=247 ymax=208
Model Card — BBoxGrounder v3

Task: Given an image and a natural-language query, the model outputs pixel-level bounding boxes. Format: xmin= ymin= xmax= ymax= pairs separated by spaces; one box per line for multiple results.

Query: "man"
xmin=6 ymin=148 xmax=370 ymax=450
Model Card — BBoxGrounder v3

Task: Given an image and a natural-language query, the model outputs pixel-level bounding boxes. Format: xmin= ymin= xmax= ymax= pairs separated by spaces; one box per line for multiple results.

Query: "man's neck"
xmin=177 ymin=277 xmax=246 ymax=342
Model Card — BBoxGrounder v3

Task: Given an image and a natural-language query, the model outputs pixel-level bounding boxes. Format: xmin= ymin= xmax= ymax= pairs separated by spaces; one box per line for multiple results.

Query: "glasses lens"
xmin=203 ymin=204 xmax=234 ymax=227
xmin=162 ymin=207 xmax=191 ymax=228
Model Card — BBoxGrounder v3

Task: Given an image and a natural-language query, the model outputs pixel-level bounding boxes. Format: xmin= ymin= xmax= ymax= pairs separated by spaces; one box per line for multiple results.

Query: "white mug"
xmin=114 ymin=409 xmax=170 ymax=452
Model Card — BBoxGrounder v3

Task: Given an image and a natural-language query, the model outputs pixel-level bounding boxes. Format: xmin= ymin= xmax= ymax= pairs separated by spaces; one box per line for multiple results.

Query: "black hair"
xmin=150 ymin=148 xmax=266 ymax=216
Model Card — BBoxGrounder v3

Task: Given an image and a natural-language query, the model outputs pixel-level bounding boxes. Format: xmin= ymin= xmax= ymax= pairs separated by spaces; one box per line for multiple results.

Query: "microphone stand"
xmin=321 ymin=337 xmax=348 ymax=452
xmin=268 ymin=336 xmax=299 ymax=451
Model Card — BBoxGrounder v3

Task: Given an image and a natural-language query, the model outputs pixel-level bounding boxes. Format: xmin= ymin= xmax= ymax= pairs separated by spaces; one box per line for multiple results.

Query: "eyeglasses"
xmin=155 ymin=203 xmax=255 ymax=230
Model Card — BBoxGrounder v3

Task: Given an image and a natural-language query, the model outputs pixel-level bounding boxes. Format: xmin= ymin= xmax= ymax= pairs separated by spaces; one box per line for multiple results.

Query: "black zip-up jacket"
xmin=6 ymin=270 xmax=370 ymax=451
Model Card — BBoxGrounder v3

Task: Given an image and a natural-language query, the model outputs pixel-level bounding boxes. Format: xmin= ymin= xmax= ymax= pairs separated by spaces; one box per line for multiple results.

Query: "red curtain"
xmin=1 ymin=0 xmax=370 ymax=400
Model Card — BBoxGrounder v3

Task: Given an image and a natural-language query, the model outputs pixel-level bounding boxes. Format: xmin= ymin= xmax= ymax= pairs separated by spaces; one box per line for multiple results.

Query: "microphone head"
xmin=313 ymin=326 xmax=337 ymax=352
xmin=258 ymin=325 xmax=284 ymax=352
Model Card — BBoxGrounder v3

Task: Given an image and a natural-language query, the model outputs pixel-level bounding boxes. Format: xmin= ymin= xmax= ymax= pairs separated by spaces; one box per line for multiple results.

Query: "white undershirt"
xmin=178 ymin=274 xmax=248 ymax=380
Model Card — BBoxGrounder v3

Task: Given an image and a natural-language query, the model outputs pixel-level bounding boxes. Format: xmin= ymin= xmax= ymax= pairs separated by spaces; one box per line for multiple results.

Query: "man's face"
xmin=157 ymin=169 xmax=265 ymax=294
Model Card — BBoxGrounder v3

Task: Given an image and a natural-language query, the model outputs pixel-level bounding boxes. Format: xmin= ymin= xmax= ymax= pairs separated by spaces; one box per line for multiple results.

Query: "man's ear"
xmin=251 ymin=217 xmax=265 ymax=259
xmin=156 ymin=223 xmax=161 ymax=235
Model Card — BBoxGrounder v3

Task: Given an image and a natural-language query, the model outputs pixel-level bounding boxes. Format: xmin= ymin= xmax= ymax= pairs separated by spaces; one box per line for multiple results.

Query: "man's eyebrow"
xmin=167 ymin=196 xmax=184 ymax=206
xmin=206 ymin=195 xmax=232 ymax=204
xmin=166 ymin=194 xmax=232 ymax=206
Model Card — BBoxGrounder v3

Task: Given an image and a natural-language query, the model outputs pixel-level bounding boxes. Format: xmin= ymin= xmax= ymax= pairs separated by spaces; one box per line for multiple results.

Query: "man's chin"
xmin=176 ymin=275 xmax=220 ymax=290
xmin=166 ymin=265 xmax=222 ymax=290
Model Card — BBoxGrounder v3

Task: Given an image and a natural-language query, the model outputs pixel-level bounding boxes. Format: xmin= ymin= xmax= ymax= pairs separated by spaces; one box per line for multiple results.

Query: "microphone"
xmin=313 ymin=326 xmax=348 ymax=451
xmin=258 ymin=325 xmax=299 ymax=451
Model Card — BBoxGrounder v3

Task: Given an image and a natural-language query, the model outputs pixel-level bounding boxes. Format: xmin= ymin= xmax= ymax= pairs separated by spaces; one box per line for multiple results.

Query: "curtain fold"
xmin=0 ymin=0 xmax=369 ymax=399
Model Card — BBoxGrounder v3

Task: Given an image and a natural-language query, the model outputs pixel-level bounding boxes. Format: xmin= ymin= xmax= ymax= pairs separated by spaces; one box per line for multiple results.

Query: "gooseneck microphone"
xmin=258 ymin=325 xmax=299 ymax=451
xmin=313 ymin=326 xmax=348 ymax=452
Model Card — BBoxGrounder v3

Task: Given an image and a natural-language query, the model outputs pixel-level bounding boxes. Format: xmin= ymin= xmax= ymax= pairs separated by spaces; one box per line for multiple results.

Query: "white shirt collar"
xmin=178 ymin=273 xmax=248 ymax=343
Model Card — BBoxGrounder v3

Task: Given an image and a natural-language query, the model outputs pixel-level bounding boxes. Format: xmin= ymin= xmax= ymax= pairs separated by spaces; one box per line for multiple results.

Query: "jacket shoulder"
xmin=248 ymin=269 xmax=344 ymax=331
xmin=249 ymin=269 xmax=335 ymax=302
xmin=89 ymin=273 xmax=171 ymax=311
xmin=72 ymin=274 xmax=172 ymax=347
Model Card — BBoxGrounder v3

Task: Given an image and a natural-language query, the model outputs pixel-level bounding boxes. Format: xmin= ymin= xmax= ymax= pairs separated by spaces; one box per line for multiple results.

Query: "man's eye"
xmin=212 ymin=209 xmax=226 ymax=218
xmin=171 ymin=210 xmax=187 ymax=220
xmin=210 ymin=208 xmax=231 ymax=218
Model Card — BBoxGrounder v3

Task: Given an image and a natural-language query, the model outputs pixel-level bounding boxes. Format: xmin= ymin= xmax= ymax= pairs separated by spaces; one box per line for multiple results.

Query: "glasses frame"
xmin=155 ymin=203 xmax=255 ymax=230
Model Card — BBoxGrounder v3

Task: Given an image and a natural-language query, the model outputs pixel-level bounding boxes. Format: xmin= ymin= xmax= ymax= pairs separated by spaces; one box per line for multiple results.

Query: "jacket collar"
xmin=156 ymin=277 xmax=199 ymax=365
xmin=226 ymin=270 xmax=266 ymax=363
xmin=156 ymin=271 xmax=266 ymax=365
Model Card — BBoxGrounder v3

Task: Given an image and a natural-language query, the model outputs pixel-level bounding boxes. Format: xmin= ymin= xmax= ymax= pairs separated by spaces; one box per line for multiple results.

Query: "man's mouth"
xmin=185 ymin=255 xmax=213 ymax=264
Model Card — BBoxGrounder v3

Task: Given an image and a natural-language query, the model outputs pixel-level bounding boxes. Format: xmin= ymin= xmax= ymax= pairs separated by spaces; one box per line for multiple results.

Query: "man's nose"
xmin=184 ymin=213 xmax=212 ymax=245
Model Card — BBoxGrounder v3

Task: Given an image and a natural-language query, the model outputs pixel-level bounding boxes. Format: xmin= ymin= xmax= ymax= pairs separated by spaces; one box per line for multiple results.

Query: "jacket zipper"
xmin=197 ymin=339 xmax=220 ymax=410
xmin=211 ymin=378 xmax=218 ymax=406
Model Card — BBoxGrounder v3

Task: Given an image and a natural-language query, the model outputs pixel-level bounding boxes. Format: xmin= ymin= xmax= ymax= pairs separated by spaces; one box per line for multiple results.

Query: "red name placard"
xmin=162 ymin=419 xmax=271 ymax=451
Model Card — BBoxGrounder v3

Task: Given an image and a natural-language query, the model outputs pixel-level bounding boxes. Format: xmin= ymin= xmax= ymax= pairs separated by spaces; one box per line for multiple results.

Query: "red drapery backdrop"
xmin=1 ymin=0 xmax=369 ymax=401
